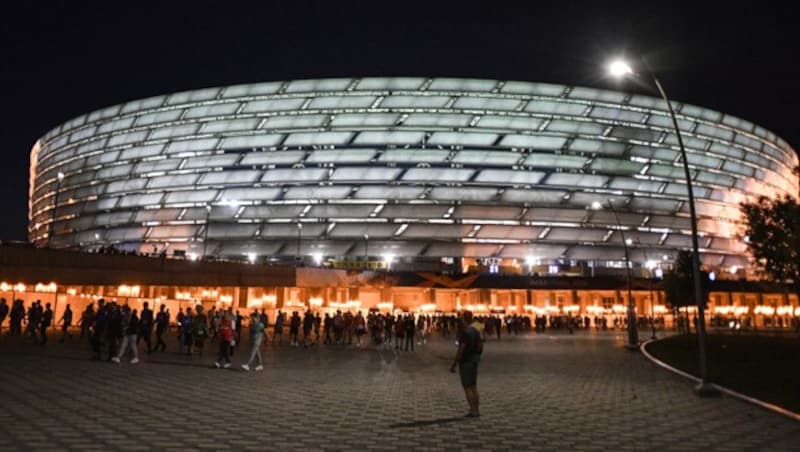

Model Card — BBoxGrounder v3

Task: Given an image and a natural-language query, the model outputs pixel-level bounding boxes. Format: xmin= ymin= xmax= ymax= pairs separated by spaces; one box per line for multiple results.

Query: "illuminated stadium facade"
xmin=29 ymin=77 xmax=799 ymax=274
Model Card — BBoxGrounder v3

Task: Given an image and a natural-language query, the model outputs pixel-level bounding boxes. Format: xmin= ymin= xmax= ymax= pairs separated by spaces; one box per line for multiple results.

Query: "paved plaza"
xmin=0 ymin=330 xmax=797 ymax=451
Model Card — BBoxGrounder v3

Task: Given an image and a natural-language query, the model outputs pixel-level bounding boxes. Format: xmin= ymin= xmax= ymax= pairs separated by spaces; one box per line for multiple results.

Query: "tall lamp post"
xmin=643 ymin=250 xmax=658 ymax=340
xmin=201 ymin=205 xmax=212 ymax=259
xmin=591 ymin=200 xmax=638 ymax=349
xmin=296 ymin=222 xmax=303 ymax=266
xmin=47 ymin=172 xmax=65 ymax=248
xmin=607 ymin=58 xmax=717 ymax=396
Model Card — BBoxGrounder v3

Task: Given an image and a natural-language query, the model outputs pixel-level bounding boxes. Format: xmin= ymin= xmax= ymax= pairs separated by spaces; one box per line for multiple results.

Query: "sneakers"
xmin=130 ymin=358 xmax=139 ymax=364
xmin=241 ymin=364 xmax=250 ymax=371
xmin=254 ymin=365 xmax=263 ymax=371
xmin=111 ymin=357 xmax=120 ymax=363
xmin=223 ymin=363 xmax=231 ymax=369
xmin=214 ymin=361 xmax=221 ymax=368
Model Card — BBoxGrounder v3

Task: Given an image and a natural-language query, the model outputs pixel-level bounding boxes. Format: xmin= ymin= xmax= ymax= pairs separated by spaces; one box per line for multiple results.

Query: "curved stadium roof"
xmin=28 ymin=77 xmax=799 ymax=270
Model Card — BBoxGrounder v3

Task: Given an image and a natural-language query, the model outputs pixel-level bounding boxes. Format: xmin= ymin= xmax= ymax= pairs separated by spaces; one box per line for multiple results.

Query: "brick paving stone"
xmin=0 ymin=331 xmax=798 ymax=450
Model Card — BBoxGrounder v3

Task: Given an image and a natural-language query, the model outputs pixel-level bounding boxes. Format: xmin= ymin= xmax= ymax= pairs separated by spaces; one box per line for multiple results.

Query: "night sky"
xmin=1 ymin=2 xmax=798 ymax=242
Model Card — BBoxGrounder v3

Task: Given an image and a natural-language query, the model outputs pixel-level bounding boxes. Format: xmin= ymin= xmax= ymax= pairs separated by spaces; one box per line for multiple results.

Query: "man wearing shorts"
xmin=450 ymin=310 xmax=483 ymax=418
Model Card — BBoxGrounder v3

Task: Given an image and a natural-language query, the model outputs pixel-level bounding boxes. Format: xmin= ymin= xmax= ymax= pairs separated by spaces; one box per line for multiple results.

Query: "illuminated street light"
xmin=605 ymin=56 xmax=717 ymax=396
xmin=608 ymin=59 xmax=634 ymax=78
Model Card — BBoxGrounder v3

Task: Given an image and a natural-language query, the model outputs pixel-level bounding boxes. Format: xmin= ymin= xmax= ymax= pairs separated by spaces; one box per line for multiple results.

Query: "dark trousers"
xmin=405 ymin=333 xmax=414 ymax=351
xmin=40 ymin=325 xmax=49 ymax=344
xmin=155 ymin=327 xmax=167 ymax=351
xmin=107 ymin=336 xmax=119 ymax=361
xmin=11 ymin=319 xmax=22 ymax=336
xmin=217 ymin=340 xmax=231 ymax=364
xmin=137 ymin=327 xmax=152 ymax=352
xmin=91 ymin=331 xmax=105 ymax=359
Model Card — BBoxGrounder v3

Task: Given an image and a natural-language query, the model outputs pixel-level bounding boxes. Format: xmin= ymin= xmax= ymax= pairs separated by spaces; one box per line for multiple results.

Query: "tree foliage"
xmin=663 ymin=250 xmax=709 ymax=308
xmin=740 ymin=192 xmax=800 ymax=295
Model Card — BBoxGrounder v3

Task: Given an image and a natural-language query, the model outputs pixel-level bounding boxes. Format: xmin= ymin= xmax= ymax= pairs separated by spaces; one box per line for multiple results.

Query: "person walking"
xmin=138 ymin=301 xmax=154 ymax=353
xmin=79 ymin=303 xmax=95 ymax=340
xmin=107 ymin=303 xmax=123 ymax=361
xmin=241 ymin=312 xmax=265 ymax=371
xmin=39 ymin=303 xmax=53 ymax=344
xmin=0 ymin=298 xmax=8 ymax=334
xmin=154 ymin=304 xmax=169 ymax=352
xmin=58 ymin=304 xmax=73 ymax=342
xmin=112 ymin=306 xmax=139 ymax=364
xmin=214 ymin=312 xmax=233 ymax=368
xmin=404 ymin=314 xmax=415 ymax=352
xmin=394 ymin=315 xmax=405 ymax=350
xmin=323 ymin=313 xmax=333 ymax=345
xmin=354 ymin=311 xmax=366 ymax=347
xmin=9 ymin=300 xmax=24 ymax=336
xmin=450 ymin=311 xmax=483 ymax=418
xmin=90 ymin=299 xmax=108 ymax=360
xmin=180 ymin=307 xmax=193 ymax=355
xmin=273 ymin=311 xmax=284 ymax=345
xmin=192 ymin=305 xmax=209 ymax=356
xmin=289 ymin=311 xmax=300 ymax=347
xmin=302 ymin=310 xmax=314 ymax=348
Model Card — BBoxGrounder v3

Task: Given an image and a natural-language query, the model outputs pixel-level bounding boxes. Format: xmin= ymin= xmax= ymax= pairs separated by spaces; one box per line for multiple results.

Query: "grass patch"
xmin=646 ymin=334 xmax=800 ymax=413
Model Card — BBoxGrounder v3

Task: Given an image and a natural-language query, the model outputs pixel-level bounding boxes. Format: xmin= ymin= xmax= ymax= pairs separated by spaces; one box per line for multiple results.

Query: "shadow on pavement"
xmin=389 ymin=416 xmax=469 ymax=428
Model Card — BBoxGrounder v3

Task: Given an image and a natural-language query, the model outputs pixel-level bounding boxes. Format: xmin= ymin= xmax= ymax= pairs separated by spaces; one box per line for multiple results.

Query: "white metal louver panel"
xmin=454 ymin=206 xmax=522 ymax=220
xmin=183 ymin=154 xmax=240 ymax=169
xmin=379 ymin=205 xmax=450 ymax=219
xmin=261 ymin=168 xmax=328 ymax=183
xmin=474 ymin=225 xmax=543 ymax=240
xmin=261 ymin=115 xmax=328 ymax=129
xmin=330 ymin=167 xmax=402 ymax=182
xmin=378 ymin=148 xmax=450 ymax=163
xmin=283 ymin=131 xmax=354 ymax=146
xmin=283 ymin=186 xmax=352 ymax=200
xmin=401 ymin=224 xmax=474 ymax=239
xmin=306 ymin=149 xmax=376 ymax=164
xmin=474 ymin=169 xmax=545 ymax=185
xmin=429 ymin=187 xmax=497 ymax=201
xmin=327 ymin=224 xmax=399 ymax=238
xmin=240 ymin=150 xmax=305 ymax=166
xmin=239 ymin=205 xmax=306 ymax=219
xmin=202 ymin=118 xmax=261 ymax=134
xmin=306 ymin=204 xmax=378 ymax=219
xmin=452 ymin=150 xmax=522 ymax=166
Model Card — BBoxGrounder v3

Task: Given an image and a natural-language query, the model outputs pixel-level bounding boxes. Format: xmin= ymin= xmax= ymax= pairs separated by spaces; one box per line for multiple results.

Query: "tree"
xmin=740 ymin=193 xmax=800 ymax=301
xmin=663 ymin=250 xmax=710 ymax=308
xmin=663 ymin=250 xmax=710 ymax=334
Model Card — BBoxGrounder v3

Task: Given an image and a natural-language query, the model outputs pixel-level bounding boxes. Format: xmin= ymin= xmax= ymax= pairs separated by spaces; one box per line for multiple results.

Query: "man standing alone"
xmin=450 ymin=310 xmax=483 ymax=418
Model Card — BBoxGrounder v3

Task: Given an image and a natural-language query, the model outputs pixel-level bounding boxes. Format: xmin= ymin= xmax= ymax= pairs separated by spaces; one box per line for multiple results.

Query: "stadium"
xmin=28 ymin=77 xmax=799 ymax=278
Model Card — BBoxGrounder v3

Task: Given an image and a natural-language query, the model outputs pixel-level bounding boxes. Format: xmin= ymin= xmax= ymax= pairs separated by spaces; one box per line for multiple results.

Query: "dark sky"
xmin=1 ymin=1 xmax=798 ymax=241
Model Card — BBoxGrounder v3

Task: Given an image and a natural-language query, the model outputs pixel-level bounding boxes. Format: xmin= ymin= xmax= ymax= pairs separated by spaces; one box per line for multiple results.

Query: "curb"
xmin=640 ymin=338 xmax=800 ymax=423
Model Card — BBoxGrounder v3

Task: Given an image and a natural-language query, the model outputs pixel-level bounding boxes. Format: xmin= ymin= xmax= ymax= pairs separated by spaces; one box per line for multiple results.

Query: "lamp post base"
xmin=624 ymin=343 xmax=640 ymax=351
xmin=694 ymin=381 xmax=721 ymax=398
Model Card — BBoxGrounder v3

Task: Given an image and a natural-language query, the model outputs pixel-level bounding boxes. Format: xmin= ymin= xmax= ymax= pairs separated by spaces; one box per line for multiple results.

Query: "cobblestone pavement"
xmin=0 ymin=329 xmax=797 ymax=451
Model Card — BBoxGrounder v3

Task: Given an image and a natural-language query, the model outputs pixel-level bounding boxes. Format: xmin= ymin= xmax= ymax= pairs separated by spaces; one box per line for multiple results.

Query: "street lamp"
xmin=607 ymin=57 xmax=717 ymax=396
xmin=645 ymin=256 xmax=659 ymax=340
xmin=201 ymin=199 xmax=240 ymax=260
xmin=48 ymin=172 xmax=65 ymax=248
xmin=591 ymin=200 xmax=638 ymax=349
xmin=201 ymin=205 xmax=212 ymax=259
xmin=296 ymin=223 xmax=303 ymax=266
